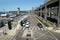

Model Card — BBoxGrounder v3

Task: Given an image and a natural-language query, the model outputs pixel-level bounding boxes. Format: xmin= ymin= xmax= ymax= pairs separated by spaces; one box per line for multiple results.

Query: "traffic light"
xmin=8 ymin=20 xmax=12 ymax=30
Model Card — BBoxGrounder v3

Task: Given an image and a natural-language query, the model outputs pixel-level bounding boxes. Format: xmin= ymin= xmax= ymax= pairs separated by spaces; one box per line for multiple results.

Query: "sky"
xmin=0 ymin=0 xmax=45 ymax=11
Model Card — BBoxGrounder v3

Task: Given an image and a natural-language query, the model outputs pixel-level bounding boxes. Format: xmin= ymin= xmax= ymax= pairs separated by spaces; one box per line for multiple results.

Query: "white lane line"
xmin=44 ymin=27 xmax=58 ymax=40
xmin=34 ymin=16 xmax=58 ymax=40
xmin=46 ymin=35 xmax=56 ymax=40
xmin=30 ymin=15 xmax=57 ymax=40
xmin=47 ymin=31 xmax=58 ymax=40
xmin=35 ymin=31 xmax=50 ymax=40
xmin=35 ymin=29 xmax=58 ymax=40
xmin=33 ymin=28 xmax=58 ymax=40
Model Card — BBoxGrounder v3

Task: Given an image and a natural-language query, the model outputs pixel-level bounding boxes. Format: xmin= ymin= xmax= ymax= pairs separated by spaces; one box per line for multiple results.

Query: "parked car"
xmin=37 ymin=23 xmax=43 ymax=28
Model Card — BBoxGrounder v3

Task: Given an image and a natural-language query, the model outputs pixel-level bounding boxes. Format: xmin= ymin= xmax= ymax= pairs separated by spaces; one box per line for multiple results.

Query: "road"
xmin=0 ymin=15 xmax=29 ymax=40
xmin=14 ymin=13 xmax=60 ymax=40
xmin=27 ymin=14 xmax=57 ymax=40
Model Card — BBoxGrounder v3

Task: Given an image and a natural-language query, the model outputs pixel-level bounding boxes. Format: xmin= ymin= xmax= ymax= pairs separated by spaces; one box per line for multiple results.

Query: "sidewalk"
xmin=46 ymin=26 xmax=60 ymax=33
xmin=35 ymin=15 xmax=60 ymax=33
xmin=0 ymin=15 xmax=28 ymax=40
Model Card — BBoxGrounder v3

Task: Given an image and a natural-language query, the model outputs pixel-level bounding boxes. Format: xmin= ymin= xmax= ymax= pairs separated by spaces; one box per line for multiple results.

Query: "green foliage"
xmin=36 ymin=16 xmax=49 ymax=27
xmin=12 ymin=22 xmax=18 ymax=29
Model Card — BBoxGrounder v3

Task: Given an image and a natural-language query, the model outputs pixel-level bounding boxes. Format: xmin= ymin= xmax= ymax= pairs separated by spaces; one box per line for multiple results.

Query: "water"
xmin=0 ymin=12 xmax=5 ymax=14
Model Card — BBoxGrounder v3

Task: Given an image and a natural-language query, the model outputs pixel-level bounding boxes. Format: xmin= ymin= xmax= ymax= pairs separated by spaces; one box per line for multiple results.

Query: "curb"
xmin=35 ymin=15 xmax=49 ymax=27
xmin=34 ymin=15 xmax=60 ymax=33
xmin=0 ymin=15 xmax=28 ymax=40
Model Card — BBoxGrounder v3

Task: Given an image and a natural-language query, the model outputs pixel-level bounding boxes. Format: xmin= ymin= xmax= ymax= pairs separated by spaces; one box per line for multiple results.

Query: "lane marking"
xmin=34 ymin=15 xmax=58 ymax=40
xmin=35 ymin=31 xmax=50 ymax=39
xmin=28 ymin=15 xmax=58 ymax=40
xmin=47 ymin=30 xmax=58 ymax=40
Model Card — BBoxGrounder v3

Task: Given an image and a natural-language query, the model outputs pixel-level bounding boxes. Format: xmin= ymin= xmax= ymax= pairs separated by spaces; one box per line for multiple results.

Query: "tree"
xmin=8 ymin=20 xmax=12 ymax=30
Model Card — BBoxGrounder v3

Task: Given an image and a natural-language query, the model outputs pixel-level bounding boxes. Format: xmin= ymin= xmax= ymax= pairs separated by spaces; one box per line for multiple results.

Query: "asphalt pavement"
xmin=27 ymin=14 xmax=57 ymax=40
xmin=14 ymin=13 xmax=60 ymax=40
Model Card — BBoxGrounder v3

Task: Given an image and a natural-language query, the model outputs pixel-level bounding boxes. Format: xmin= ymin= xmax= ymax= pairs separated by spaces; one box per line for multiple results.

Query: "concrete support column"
xmin=40 ymin=9 xmax=42 ymax=17
xmin=49 ymin=8 xmax=51 ymax=17
xmin=37 ymin=11 xmax=39 ymax=16
xmin=45 ymin=5 xmax=47 ymax=25
xmin=58 ymin=0 xmax=60 ymax=27
xmin=40 ymin=10 xmax=41 ymax=16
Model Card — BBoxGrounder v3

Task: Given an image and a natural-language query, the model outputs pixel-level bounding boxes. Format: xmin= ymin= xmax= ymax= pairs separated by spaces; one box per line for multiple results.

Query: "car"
xmin=24 ymin=20 xmax=27 ymax=22
xmin=22 ymin=19 xmax=29 ymax=23
xmin=27 ymin=34 xmax=31 ymax=37
xmin=25 ymin=24 xmax=29 ymax=28
xmin=26 ymin=21 xmax=29 ymax=24
xmin=20 ymin=19 xmax=30 ymax=27
xmin=22 ymin=23 xmax=25 ymax=26
xmin=37 ymin=23 xmax=43 ymax=28
xmin=24 ymin=20 xmax=30 ymax=24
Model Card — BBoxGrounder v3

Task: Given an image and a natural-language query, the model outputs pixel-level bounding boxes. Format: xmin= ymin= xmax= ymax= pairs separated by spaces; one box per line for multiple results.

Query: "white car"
xmin=23 ymin=24 xmax=25 ymax=26
xmin=26 ymin=22 xmax=29 ymax=24
xmin=25 ymin=24 xmax=29 ymax=28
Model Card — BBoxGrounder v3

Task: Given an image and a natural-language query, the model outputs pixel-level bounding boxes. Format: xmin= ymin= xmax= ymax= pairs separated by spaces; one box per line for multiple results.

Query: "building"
xmin=0 ymin=14 xmax=7 ymax=18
